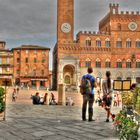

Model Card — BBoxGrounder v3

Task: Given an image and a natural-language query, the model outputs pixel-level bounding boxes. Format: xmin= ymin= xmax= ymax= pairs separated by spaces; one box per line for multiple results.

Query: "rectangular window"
xmin=116 ymin=41 xmax=122 ymax=48
xmin=42 ymin=58 xmax=46 ymax=63
xmin=25 ymin=58 xmax=28 ymax=63
xmin=85 ymin=61 xmax=91 ymax=68
xmin=0 ymin=68 xmax=2 ymax=73
xmin=105 ymin=41 xmax=110 ymax=48
xmin=17 ymin=50 xmax=20 ymax=54
xmin=17 ymin=58 xmax=20 ymax=63
xmin=126 ymin=62 xmax=131 ymax=68
xmin=26 ymin=50 xmax=29 ymax=54
xmin=7 ymin=58 xmax=9 ymax=64
xmin=126 ymin=41 xmax=131 ymax=48
xmin=96 ymin=62 xmax=101 ymax=68
xmin=34 ymin=58 xmax=37 ymax=63
xmin=16 ymin=70 xmax=20 ymax=74
xmin=136 ymin=41 xmax=140 ymax=48
xmin=105 ymin=62 xmax=111 ymax=68
xmin=136 ymin=62 xmax=140 ymax=68
xmin=7 ymin=67 xmax=10 ymax=72
xmin=117 ymin=62 xmax=122 ymax=68
xmin=42 ymin=51 xmax=46 ymax=55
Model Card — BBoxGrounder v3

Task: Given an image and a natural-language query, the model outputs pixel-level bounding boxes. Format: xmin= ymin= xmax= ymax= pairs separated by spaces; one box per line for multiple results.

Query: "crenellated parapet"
xmin=109 ymin=3 xmax=140 ymax=16
xmin=77 ymin=31 xmax=110 ymax=37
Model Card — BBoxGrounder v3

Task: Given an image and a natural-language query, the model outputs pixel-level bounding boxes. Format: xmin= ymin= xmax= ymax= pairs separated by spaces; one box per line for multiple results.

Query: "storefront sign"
xmin=113 ymin=80 xmax=131 ymax=91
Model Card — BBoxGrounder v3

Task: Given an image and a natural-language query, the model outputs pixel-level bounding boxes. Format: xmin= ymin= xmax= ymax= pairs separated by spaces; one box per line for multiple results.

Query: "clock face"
xmin=128 ymin=22 xmax=138 ymax=31
xmin=61 ymin=23 xmax=71 ymax=33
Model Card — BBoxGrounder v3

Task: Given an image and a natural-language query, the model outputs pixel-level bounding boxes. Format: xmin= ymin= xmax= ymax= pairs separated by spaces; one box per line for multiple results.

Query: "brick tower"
xmin=57 ymin=0 xmax=74 ymax=43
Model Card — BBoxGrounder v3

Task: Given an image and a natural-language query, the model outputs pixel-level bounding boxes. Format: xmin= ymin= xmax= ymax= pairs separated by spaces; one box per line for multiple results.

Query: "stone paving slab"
xmin=0 ymin=88 xmax=122 ymax=140
xmin=0 ymin=103 xmax=121 ymax=140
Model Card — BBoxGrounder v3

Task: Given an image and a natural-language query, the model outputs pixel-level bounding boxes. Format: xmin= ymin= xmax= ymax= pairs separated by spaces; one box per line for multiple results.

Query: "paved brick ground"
xmin=0 ymin=87 xmax=122 ymax=140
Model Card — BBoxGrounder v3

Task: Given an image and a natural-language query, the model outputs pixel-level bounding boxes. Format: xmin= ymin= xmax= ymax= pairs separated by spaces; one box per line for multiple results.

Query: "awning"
xmin=20 ymin=79 xmax=30 ymax=82
xmin=31 ymin=79 xmax=47 ymax=81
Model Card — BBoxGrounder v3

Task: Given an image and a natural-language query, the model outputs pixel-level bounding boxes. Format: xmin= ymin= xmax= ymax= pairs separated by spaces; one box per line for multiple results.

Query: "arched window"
xmin=105 ymin=38 xmax=111 ymax=48
xmin=117 ymin=23 xmax=121 ymax=31
xmin=116 ymin=38 xmax=122 ymax=48
xmin=136 ymin=59 xmax=140 ymax=68
xmin=126 ymin=38 xmax=131 ymax=48
xmin=96 ymin=58 xmax=101 ymax=68
xmin=136 ymin=39 xmax=140 ymax=48
xmin=96 ymin=38 xmax=101 ymax=47
xmin=41 ymin=70 xmax=44 ymax=75
xmin=105 ymin=59 xmax=111 ymax=68
xmin=126 ymin=59 xmax=131 ymax=68
xmin=116 ymin=59 xmax=122 ymax=68
xmin=85 ymin=37 xmax=91 ymax=46
xmin=33 ymin=70 xmax=36 ymax=76
xmin=85 ymin=58 xmax=91 ymax=68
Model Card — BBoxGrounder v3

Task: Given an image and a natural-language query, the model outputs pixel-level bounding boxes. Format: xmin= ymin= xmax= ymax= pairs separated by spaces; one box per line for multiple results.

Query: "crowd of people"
xmin=31 ymin=92 xmax=58 ymax=105
xmin=11 ymin=67 xmax=123 ymax=123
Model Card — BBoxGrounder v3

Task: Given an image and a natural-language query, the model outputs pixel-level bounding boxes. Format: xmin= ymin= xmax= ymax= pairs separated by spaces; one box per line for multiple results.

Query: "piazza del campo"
xmin=0 ymin=0 xmax=139 ymax=140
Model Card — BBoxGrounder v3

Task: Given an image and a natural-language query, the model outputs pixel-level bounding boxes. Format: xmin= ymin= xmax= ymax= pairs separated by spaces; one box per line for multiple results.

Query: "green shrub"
xmin=0 ymin=87 xmax=5 ymax=113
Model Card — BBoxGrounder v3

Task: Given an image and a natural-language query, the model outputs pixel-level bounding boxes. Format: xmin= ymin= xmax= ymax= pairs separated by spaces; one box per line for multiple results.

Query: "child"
xmin=113 ymin=94 xmax=117 ymax=106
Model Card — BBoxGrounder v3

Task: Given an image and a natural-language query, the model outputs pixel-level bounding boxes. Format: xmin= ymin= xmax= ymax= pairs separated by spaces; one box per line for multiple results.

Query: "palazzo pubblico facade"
xmin=53 ymin=0 xmax=140 ymax=91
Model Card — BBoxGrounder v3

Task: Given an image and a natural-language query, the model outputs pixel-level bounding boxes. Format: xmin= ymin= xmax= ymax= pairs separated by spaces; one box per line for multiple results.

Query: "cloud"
xmin=0 ymin=0 xmax=139 ymax=70
xmin=0 ymin=0 xmax=139 ymax=48
xmin=0 ymin=0 xmax=57 ymax=39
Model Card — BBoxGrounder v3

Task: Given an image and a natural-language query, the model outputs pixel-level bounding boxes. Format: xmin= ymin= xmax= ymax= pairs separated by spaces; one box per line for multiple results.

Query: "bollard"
xmin=58 ymin=84 xmax=65 ymax=105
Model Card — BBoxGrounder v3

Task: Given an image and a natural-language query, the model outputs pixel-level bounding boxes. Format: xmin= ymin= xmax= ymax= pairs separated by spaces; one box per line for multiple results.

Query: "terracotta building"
xmin=12 ymin=45 xmax=50 ymax=89
xmin=53 ymin=0 xmax=140 ymax=91
xmin=0 ymin=41 xmax=13 ymax=83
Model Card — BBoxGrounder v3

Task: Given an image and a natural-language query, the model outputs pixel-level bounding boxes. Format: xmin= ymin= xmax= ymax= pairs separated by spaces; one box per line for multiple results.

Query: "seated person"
xmin=32 ymin=92 xmax=41 ymax=105
xmin=66 ymin=97 xmax=74 ymax=106
xmin=49 ymin=93 xmax=57 ymax=105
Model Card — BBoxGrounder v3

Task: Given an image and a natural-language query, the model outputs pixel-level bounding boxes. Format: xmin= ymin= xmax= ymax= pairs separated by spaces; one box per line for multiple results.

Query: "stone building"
xmin=0 ymin=41 xmax=13 ymax=82
xmin=53 ymin=0 xmax=140 ymax=91
xmin=12 ymin=45 xmax=50 ymax=89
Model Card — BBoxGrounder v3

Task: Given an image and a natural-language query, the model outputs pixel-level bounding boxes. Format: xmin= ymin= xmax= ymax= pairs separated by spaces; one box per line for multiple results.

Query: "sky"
xmin=0 ymin=0 xmax=140 ymax=69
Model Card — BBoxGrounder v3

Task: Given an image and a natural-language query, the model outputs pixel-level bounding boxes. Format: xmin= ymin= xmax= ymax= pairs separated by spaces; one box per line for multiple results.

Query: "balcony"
xmin=0 ymin=64 xmax=13 ymax=67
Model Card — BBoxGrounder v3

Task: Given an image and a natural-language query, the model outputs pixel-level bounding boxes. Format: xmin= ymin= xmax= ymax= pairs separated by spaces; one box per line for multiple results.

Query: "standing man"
xmin=80 ymin=67 xmax=97 ymax=121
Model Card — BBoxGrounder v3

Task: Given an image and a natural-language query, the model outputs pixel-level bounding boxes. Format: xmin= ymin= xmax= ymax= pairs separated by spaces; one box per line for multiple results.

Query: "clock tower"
xmin=57 ymin=0 xmax=74 ymax=43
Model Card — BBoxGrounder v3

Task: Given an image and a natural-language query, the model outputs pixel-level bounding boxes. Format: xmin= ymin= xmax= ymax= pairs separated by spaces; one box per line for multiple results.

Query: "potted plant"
xmin=0 ymin=87 xmax=5 ymax=119
xmin=114 ymin=110 xmax=139 ymax=140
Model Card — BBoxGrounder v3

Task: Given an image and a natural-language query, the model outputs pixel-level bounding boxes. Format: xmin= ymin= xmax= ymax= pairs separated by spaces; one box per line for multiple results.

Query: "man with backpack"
xmin=80 ymin=67 xmax=97 ymax=121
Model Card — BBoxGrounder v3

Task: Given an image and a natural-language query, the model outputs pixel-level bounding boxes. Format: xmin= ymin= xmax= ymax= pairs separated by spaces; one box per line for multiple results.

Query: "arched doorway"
xmin=63 ymin=65 xmax=75 ymax=85
xmin=63 ymin=65 xmax=76 ymax=91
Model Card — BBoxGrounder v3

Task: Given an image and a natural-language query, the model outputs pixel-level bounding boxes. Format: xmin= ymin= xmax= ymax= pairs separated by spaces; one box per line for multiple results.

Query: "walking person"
xmin=80 ymin=67 xmax=97 ymax=121
xmin=102 ymin=71 xmax=114 ymax=122
xmin=12 ymin=88 xmax=17 ymax=102
xmin=16 ymin=87 xmax=20 ymax=94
